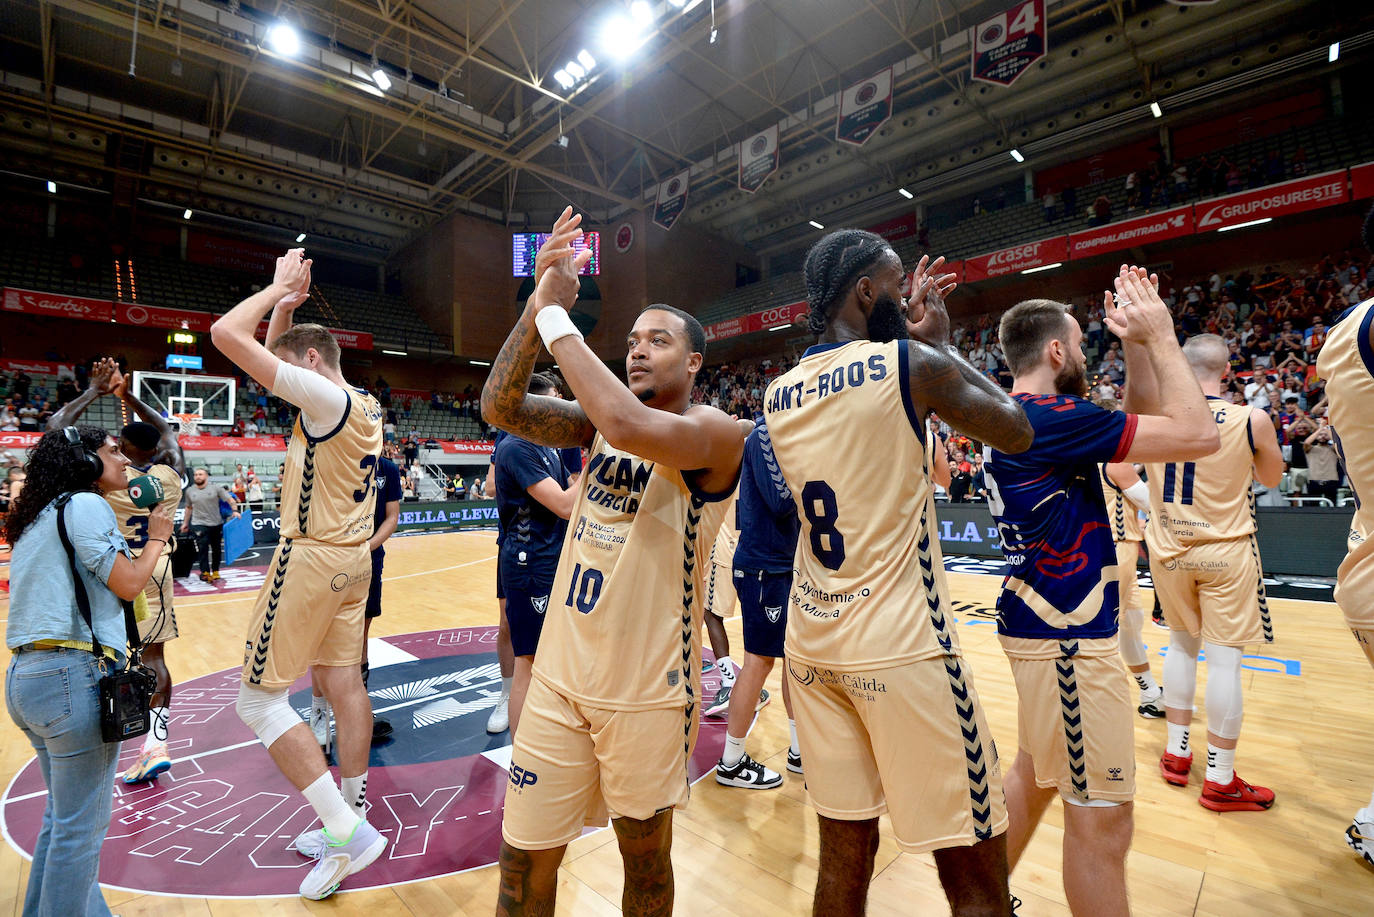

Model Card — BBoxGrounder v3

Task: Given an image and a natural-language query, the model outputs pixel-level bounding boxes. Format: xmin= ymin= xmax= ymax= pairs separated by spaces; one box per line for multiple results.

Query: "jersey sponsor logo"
xmin=787 ymin=663 xmax=888 ymax=701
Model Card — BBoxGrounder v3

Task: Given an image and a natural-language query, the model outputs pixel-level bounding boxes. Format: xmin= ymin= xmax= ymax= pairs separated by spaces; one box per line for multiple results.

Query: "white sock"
xmin=500 ymin=677 xmax=512 ymax=700
xmin=789 ymin=720 xmax=800 ymax=757
xmin=717 ymin=657 xmax=737 ymax=685
xmin=303 ymin=772 xmax=362 ymax=841
xmin=1133 ymin=671 xmax=1161 ymax=697
xmin=1205 ymin=744 xmax=1236 ymax=786
xmin=1166 ymin=723 xmax=1190 ymax=757
xmin=144 ymin=706 xmax=170 ymax=750
xmin=341 ymin=771 xmax=368 ymax=815
xmin=311 ymin=695 xmax=329 ymax=718
xmin=722 ymin=733 xmax=746 ymax=768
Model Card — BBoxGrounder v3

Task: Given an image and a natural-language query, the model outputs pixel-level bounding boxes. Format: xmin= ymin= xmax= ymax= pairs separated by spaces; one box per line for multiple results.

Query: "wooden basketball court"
xmin=1 ymin=528 xmax=1369 ymax=916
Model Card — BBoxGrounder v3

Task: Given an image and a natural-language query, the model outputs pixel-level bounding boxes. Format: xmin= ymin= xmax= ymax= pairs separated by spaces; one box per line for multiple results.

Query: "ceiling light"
xmin=265 ymin=22 xmax=300 ymax=57
xmin=768 ymin=324 xmax=791 ymax=332
xmin=710 ymin=27 xmax=719 ymax=44
xmin=1217 ymin=217 xmax=1272 ymax=233
xmin=1009 ymin=148 xmax=1025 ymax=163
xmin=382 ymin=349 xmax=408 ymax=356
xmin=600 ymin=15 xmax=640 ymax=58
xmin=295 ymin=233 xmax=307 ymax=242
xmin=565 ymin=61 xmax=585 ymax=80
xmin=183 ymin=209 xmax=192 ymax=219
xmin=1150 ymin=100 xmax=1163 ymax=118
xmin=808 ymin=220 xmax=825 ymax=230
xmin=46 ymin=180 xmax=56 ymax=193
xmin=898 ymin=187 xmax=914 ymax=200
xmin=577 ymin=49 xmax=596 ymax=70
xmin=1020 ymin=262 xmax=1062 ymax=274
xmin=371 ymin=68 xmax=392 ymax=91
xmin=470 ymin=359 xmax=492 ymax=366
xmin=1329 ymin=42 xmax=1340 ymax=63
xmin=630 ymin=0 xmax=653 ymax=24
xmin=553 ymin=69 xmax=575 ymax=89
xmin=667 ymin=0 xmax=686 ymax=6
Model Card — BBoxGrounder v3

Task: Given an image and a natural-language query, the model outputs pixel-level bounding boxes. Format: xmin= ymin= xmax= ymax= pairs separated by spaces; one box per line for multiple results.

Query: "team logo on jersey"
xmin=0 ymin=627 xmax=730 ymax=897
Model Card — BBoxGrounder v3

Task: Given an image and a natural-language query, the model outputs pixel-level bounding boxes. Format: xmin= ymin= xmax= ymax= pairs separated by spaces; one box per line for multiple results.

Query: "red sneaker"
xmin=1199 ymin=773 xmax=1275 ymax=812
xmin=1160 ymin=751 xmax=1192 ymax=786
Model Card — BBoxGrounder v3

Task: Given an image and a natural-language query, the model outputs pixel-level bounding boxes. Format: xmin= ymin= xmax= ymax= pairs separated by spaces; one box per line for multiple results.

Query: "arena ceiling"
xmin=0 ymin=0 xmax=1369 ymax=262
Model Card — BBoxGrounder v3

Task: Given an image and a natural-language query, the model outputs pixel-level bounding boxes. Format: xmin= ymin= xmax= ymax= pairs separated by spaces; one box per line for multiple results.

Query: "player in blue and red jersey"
xmin=983 ymin=267 xmax=1220 ymax=917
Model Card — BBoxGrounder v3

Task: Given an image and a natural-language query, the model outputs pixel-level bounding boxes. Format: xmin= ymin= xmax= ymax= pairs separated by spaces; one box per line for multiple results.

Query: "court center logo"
xmin=0 ymin=627 xmax=729 ymax=898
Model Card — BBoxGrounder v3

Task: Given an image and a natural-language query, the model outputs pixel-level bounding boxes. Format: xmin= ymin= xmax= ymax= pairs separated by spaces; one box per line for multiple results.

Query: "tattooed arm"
xmin=909 ymin=342 xmax=1033 ymax=454
xmin=479 ymin=305 xmax=595 ymax=451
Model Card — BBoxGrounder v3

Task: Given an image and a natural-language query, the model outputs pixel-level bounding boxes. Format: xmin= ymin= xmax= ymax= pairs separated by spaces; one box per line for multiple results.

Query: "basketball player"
xmin=493 ymin=372 xmax=581 ymax=736
xmin=481 ymin=208 xmax=746 ymax=916
xmin=211 ymin=249 xmax=386 ymax=900
xmin=46 ymin=357 xmax=188 ymax=783
xmin=984 ymin=267 xmax=1221 ymax=917
xmin=700 ymin=483 xmax=744 ymax=714
xmin=1320 ymin=208 xmax=1374 ymax=861
xmin=1092 ymin=398 xmax=1164 ymax=716
xmin=1141 ymin=332 xmax=1283 ymax=811
xmin=486 ymin=432 xmax=515 ymax=734
xmin=764 ymin=233 xmax=1033 ymax=917
xmin=714 ymin=421 xmax=802 ymax=790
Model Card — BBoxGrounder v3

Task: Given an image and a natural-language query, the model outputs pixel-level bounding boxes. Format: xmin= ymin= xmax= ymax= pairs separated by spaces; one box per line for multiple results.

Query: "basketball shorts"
xmin=1115 ymin=540 xmax=1142 ymax=613
xmin=1149 ymin=536 xmax=1272 ymax=647
xmin=786 ymin=656 xmax=1007 ymax=853
xmin=735 ymin=568 xmax=789 ymax=658
xmin=504 ymin=571 xmax=556 ymax=657
xmin=502 ymin=676 xmax=696 ymax=849
xmin=705 ymin=558 xmax=737 ymax=619
xmin=136 ymin=551 xmax=178 ymax=644
xmin=495 ymin=557 xmax=506 ymax=601
xmin=241 ymin=539 xmax=372 ymax=689
xmin=1335 ymin=525 xmax=1374 ymax=631
xmin=1006 ymin=649 xmax=1135 ymax=804
xmin=365 ymin=552 xmax=384 ymax=620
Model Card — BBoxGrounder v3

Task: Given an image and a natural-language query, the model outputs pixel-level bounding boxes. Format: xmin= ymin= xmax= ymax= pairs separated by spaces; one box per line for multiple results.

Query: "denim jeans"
xmin=5 ymin=647 xmax=119 ymax=917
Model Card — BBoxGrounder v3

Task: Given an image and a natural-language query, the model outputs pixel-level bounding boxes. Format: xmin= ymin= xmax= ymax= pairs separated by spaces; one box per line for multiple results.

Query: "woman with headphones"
xmin=4 ymin=425 xmax=173 ymax=917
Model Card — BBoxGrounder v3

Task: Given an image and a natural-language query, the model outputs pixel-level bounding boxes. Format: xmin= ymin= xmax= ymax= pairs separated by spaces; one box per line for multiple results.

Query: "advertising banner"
xmin=252 ymin=320 xmax=374 ymax=350
xmin=1193 ymin=170 xmax=1349 ymax=231
xmin=962 ymin=236 xmax=1068 ymax=282
xmin=1350 ymin=162 xmax=1374 ymax=200
xmin=1067 ymin=205 xmax=1194 ymax=260
xmin=702 ymin=301 xmax=809 ymax=343
xmin=2 ymin=287 xmax=113 ymax=323
xmin=116 ymin=302 xmax=215 ymax=332
xmin=0 ymin=358 xmax=74 ymax=376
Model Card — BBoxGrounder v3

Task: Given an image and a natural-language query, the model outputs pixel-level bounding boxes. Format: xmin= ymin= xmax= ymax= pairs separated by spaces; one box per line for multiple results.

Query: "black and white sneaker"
xmin=716 ymin=753 xmax=783 ymax=789
xmin=786 ymin=750 xmax=803 ymax=774
xmin=1138 ymin=694 xmax=1166 ymax=718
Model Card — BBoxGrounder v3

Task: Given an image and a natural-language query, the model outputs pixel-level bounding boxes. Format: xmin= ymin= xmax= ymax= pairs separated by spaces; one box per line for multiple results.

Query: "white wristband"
xmin=1123 ymin=480 xmax=1151 ymax=511
xmin=535 ymin=305 xmax=583 ymax=349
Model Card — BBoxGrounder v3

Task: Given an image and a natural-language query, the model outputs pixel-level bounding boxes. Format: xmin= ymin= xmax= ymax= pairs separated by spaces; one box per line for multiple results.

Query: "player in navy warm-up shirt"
xmin=983 ymin=269 xmax=1218 ymax=917
xmin=486 ymin=429 xmax=513 ymax=734
xmin=492 ymin=373 xmax=581 ymax=736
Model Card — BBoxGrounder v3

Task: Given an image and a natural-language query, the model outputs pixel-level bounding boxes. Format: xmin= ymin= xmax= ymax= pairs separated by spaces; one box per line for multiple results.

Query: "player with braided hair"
xmin=766 ymin=231 xmax=1033 ymax=916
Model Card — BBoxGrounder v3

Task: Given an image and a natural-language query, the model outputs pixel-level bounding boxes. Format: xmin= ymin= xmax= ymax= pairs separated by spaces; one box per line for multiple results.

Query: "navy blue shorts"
xmin=502 ymin=560 xmax=556 ymax=657
xmin=365 ymin=552 xmax=384 ymax=619
xmin=495 ymin=560 xmax=506 ymax=600
xmin=736 ymin=568 xmax=791 ymax=658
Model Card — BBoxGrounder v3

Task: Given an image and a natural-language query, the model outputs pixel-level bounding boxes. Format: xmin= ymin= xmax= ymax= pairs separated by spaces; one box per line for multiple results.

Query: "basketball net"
xmin=173 ymin=413 xmax=201 ymax=435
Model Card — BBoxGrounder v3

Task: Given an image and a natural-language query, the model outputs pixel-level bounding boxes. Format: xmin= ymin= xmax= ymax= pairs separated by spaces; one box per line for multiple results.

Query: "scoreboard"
xmin=512 ymin=231 xmax=600 ymax=277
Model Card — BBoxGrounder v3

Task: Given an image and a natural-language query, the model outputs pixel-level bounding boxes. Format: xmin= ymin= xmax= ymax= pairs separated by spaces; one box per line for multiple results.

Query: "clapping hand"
xmin=906 ymin=255 xmax=957 ymax=346
xmin=534 ymin=206 xmax=593 ymax=313
xmin=272 ymin=248 xmax=313 ymax=302
xmin=89 ymin=357 xmax=118 ymax=394
xmin=1103 ymin=265 xmax=1167 ymax=344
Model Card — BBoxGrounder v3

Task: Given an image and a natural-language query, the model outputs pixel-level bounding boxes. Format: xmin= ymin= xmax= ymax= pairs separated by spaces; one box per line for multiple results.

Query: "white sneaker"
xmin=293 ymin=827 xmax=329 ymax=858
xmin=299 ymin=820 xmax=386 ymax=900
xmin=486 ymin=694 xmax=510 ymax=734
xmin=310 ymin=700 xmax=332 ymax=753
xmin=1346 ymin=807 xmax=1374 ymax=866
xmin=715 ymin=753 xmax=782 ymax=789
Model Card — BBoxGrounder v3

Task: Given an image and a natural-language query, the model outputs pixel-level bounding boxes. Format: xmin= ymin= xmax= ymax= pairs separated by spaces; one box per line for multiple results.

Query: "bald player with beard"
xmin=1143 ymin=334 xmax=1284 ymax=812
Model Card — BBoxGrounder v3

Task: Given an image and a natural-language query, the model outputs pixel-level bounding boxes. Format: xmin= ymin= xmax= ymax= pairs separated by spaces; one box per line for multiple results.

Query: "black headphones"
xmin=63 ymin=426 xmax=103 ymax=484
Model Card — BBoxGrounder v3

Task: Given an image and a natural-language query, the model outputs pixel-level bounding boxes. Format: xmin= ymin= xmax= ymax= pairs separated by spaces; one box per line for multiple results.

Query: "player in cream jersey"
xmin=212 ymin=249 xmax=387 ymax=901
xmin=1316 ymin=215 xmax=1374 ymax=862
xmin=47 ymin=356 xmax=189 ymax=783
xmin=1143 ymin=334 xmax=1284 ymax=813
xmin=766 ymin=231 xmax=1034 ymax=917
xmin=482 ymin=209 xmax=746 ymax=916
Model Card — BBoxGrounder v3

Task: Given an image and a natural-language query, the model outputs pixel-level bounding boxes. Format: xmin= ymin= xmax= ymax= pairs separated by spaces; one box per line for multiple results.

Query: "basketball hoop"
xmin=173 ymin=412 xmax=201 ymax=435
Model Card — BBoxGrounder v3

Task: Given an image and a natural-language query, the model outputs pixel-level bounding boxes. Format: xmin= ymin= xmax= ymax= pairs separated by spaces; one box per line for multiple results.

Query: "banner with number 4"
xmin=971 ymin=0 xmax=1047 ymax=88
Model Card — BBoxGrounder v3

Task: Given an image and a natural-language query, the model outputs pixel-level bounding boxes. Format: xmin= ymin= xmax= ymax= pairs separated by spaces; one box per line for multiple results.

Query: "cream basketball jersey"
xmin=106 ymin=463 xmax=184 ymax=556
xmin=1316 ymin=296 xmax=1374 ymax=620
xmin=762 ymin=339 xmax=958 ymax=670
xmin=278 ymin=387 xmax=384 ymax=544
xmin=707 ymin=484 xmax=740 ymax=562
xmin=1145 ymin=397 xmax=1256 ymax=559
xmin=534 ymin=432 xmax=723 ymax=711
xmin=1099 ymin=464 xmax=1143 ymax=544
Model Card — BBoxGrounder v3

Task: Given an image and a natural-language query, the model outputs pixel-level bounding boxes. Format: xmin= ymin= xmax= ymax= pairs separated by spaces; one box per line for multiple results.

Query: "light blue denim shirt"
xmin=6 ymin=492 xmax=131 ymax=663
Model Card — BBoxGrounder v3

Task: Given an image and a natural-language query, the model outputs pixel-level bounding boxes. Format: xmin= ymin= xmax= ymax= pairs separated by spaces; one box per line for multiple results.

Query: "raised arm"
xmin=111 ymin=372 xmax=186 ymax=477
xmin=209 ymin=249 xmax=311 ymax=391
xmin=45 ymin=358 xmax=117 ymax=431
xmin=1249 ymin=408 xmax=1284 ymax=488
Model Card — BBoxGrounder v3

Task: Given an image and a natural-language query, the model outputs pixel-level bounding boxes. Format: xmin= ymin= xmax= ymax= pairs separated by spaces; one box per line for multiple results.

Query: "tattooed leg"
xmin=613 ymin=809 xmax=675 ymax=917
xmin=496 ymin=841 xmax=565 ymax=917
xmin=813 ymin=815 xmax=879 ymax=917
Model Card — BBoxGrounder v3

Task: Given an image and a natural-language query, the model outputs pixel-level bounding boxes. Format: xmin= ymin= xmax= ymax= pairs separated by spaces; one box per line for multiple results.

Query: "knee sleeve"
xmin=1162 ymin=630 xmax=1201 ymax=711
xmin=1118 ymin=606 xmax=1148 ymax=667
xmin=235 ymin=682 xmax=300 ymax=749
xmin=1203 ymin=642 xmax=1245 ymax=740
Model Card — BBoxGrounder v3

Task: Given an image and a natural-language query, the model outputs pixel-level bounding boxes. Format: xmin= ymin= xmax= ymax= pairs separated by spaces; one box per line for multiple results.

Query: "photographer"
xmin=4 ymin=425 xmax=172 ymax=917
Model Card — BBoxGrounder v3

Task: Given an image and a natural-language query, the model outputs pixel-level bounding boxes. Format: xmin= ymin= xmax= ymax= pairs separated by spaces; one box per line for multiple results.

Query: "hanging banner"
xmin=971 ymin=0 xmax=1048 ymax=87
xmin=963 ymin=237 xmax=1068 ymax=282
xmin=738 ymin=125 xmax=780 ymax=193
xmin=1067 ymin=205 xmax=1194 ymax=260
xmin=1193 ymin=169 xmax=1348 ymax=231
xmin=836 ymin=68 xmax=893 ymax=147
xmin=2 ymin=287 xmax=113 ymax=323
xmin=116 ymin=302 xmax=216 ymax=332
xmin=653 ymin=169 xmax=690 ymax=231
xmin=1350 ymin=162 xmax=1374 ymax=200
